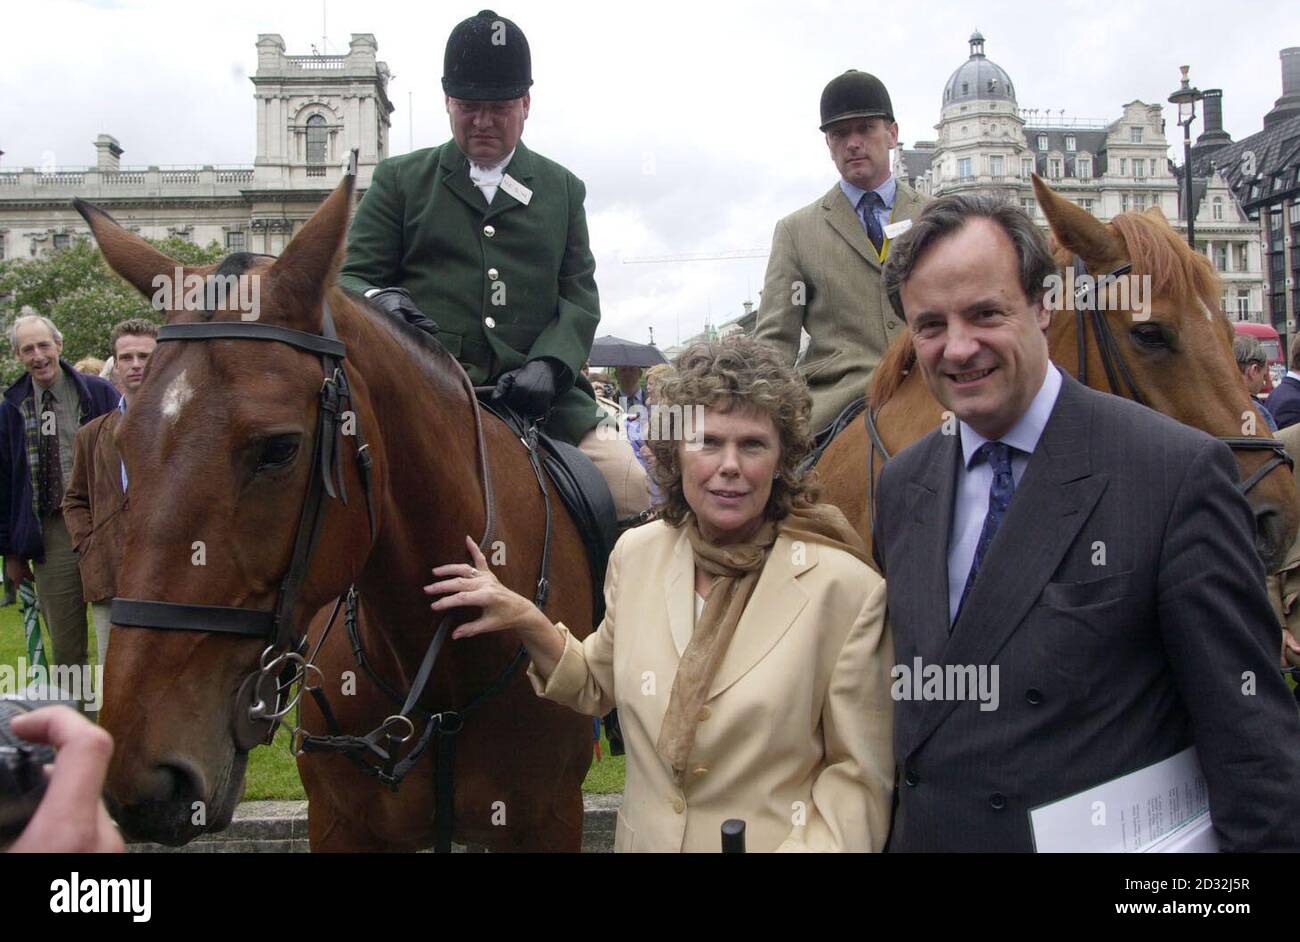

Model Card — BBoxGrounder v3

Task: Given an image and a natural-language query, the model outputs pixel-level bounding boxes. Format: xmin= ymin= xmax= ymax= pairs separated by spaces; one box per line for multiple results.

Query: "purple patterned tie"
xmin=857 ymin=191 xmax=884 ymax=253
xmin=955 ymin=441 xmax=1016 ymax=623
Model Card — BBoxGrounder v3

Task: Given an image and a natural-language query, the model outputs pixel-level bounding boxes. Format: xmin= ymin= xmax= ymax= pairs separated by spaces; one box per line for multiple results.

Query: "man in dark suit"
xmin=873 ymin=193 xmax=1300 ymax=852
xmin=1264 ymin=344 xmax=1300 ymax=429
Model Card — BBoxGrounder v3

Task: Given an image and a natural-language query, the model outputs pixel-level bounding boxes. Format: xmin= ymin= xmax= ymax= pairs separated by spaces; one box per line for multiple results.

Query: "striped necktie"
xmin=954 ymin=441 xmax=1017 ymax=625
xmin=857 ymin=191 xmax=885 ymax=253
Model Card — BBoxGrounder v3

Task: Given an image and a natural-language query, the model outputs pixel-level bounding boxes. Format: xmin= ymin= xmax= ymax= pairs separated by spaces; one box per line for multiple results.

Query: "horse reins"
xmin=861 ymin=257 xmax=1293 ymax=516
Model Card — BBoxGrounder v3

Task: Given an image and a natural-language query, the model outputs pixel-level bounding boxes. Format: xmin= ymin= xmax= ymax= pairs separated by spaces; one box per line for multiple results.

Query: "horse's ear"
xmin=1032 ymin=174 xmax=1114 ymax=265
xmin=269 ymin=155 xmax=357 ymax=329
xmin=73 ymin=198 xmax=183 ymax=306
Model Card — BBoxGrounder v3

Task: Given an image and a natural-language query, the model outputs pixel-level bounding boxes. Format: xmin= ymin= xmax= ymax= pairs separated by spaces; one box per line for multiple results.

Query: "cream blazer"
xmin=528 ymin=518 xmax=895 ymax=852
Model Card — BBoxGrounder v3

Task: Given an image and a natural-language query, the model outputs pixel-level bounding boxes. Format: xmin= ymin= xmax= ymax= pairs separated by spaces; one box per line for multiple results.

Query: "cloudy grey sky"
xmin=3 ymin=0 xmax=1296 ymax=348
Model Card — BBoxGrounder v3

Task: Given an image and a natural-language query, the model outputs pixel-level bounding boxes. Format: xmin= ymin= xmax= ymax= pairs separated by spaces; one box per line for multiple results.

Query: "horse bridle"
xmin=109 ymin=300 xmax=380 ymax=749
xmin=1068 ymin=253 xmax=1293 ymax=495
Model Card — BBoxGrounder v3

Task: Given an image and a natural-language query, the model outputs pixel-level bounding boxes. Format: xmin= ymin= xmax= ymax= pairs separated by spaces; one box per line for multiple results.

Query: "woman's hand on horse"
xmin=425 ymin=535 xmax=545 ymax=640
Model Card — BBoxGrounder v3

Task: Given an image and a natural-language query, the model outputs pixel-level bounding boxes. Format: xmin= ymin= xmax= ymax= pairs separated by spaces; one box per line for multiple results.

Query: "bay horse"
xmin=818 ymin=175 xmax=1300 ymax=570
xmin=75 ymin=170 xmax=596 ymax=850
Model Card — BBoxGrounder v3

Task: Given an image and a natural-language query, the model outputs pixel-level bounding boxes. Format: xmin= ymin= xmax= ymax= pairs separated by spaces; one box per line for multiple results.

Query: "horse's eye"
xmin=1129 ymin=322 xmax=1171 ymax=349
xmin=257 ymin=435 xmax=300 ymax=470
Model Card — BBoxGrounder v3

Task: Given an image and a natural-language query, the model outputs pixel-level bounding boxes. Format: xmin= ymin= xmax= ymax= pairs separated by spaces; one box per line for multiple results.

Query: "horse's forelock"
xmin=1108 ymin=211 xmax=1222 ymax=318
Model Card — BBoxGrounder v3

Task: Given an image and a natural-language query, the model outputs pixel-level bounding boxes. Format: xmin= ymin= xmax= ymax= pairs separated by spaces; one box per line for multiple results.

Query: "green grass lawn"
xmin=1 ymin=602 xmax=625 ymax=798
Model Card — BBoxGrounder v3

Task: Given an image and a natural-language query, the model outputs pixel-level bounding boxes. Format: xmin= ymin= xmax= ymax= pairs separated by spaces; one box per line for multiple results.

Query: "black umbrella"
xmin=588 ymin=335 xmax=669 ymax=368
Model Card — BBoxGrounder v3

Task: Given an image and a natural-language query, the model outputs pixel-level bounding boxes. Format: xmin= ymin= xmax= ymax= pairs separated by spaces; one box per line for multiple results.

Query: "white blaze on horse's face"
xmin=903 ymin=219 xmax=1052 ymax=442
xmin=160 ymin=368 xmax=194 ymax=424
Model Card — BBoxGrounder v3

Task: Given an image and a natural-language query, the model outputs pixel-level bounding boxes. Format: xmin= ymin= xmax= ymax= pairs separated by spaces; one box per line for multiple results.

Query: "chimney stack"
xmin=94 ymin=134 xmax=122 ymax=173
xmin=1264 ymin=47 xmax=1300 ymax=128
xmin=1193 ymin=89 xmax=1232 ymax=155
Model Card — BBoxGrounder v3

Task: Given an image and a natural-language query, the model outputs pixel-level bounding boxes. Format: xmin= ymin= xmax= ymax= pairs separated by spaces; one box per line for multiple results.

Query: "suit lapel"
xmin=664 ymin=525 xmax=694 ymax=658
xmin=903 ymin=375 xmax=1108 ymax=755
xmin=822 ymin=184 xmax=881 ymax=271
xmin=707 ymin=535 xmax=812 ymax=699
xmin=892 ymin=181 xmax=927 ymax=224
xmin=438 ymin=143 xmax=487 ymax=213
xmin=905 ymin=431 xmax=961 ymax=666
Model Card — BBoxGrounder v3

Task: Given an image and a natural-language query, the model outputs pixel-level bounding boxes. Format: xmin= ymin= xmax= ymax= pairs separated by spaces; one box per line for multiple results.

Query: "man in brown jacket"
xmin=755 ymin=70 xmax=930 ymax=433
xmin=63 ymin=319 xmax=156 ymax=667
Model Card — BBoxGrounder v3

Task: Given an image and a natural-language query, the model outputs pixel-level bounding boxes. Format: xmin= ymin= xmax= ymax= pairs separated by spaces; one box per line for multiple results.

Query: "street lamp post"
xmin=1168 ymin=65 xmax=1204 ymax=250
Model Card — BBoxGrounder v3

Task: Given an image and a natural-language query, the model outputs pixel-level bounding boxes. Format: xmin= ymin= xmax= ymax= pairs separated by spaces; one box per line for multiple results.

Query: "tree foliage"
xmin=0 ymin=236 xmax=225 ymax=385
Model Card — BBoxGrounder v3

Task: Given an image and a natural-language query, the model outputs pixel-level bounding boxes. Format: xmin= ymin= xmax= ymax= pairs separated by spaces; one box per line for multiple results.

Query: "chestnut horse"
xmin=76 ymin=171 xmax=595 ymax=850
xmin=819 ymin=176 xmax=1300 ymax=570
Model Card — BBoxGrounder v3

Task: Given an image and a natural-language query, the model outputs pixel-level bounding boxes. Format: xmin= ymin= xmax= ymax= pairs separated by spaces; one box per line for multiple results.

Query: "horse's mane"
xmin=868 ymin=331 xmax=917 ymax=410
xmin=339 ymin=286 xmax=475 ymax=393
xmin=1108 ymin=210 xmax=1223 ymax=317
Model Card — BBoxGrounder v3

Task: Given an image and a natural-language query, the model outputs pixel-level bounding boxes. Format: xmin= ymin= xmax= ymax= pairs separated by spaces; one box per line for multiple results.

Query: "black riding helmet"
xmin=442 ymin=9 xmax=533 ymax=101
xmin=819 ymin=70 xmax=894 ymax=131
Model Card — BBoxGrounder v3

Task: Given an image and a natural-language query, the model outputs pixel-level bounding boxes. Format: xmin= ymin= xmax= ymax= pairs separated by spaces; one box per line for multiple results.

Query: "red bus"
xmin=1234 ymin=321 xmax=1283 ymax=394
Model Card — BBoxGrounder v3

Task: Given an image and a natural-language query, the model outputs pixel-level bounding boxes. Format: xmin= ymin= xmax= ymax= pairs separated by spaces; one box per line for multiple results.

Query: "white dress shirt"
xmin=946 ymin=364 xmax=1063 ymax=623
xmin=468 ymin=148 xmax=516 ymax=205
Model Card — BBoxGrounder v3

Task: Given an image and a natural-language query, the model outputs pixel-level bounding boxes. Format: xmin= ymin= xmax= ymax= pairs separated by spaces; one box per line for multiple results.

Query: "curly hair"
xmin=646 ymin=335 xmax=818 ymax=527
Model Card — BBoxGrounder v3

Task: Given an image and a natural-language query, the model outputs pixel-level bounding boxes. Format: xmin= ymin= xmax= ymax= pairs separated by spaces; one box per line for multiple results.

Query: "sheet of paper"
xmin=1029 ymin=746 xmax=1218 ymax=852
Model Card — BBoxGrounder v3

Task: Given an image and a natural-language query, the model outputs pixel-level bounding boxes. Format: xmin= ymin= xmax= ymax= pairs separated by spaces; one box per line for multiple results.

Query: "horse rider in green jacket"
xmin=339 ymin=9 xmax=648 ymax=518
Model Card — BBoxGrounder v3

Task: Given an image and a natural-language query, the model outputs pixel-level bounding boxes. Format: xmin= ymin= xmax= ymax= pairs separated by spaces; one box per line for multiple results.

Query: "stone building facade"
xmin=893 ymin=32 xmax=1266 ymax=323
xmin=0 ymin=33 xmax=392 ymax=262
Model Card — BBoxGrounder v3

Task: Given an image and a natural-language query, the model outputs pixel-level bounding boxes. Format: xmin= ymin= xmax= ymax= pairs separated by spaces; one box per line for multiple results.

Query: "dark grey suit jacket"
xmin=874 ymin=370 xmax=1300 ymax=852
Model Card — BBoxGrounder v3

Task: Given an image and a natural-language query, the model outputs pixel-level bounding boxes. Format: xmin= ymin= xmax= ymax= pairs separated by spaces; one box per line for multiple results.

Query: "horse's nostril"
xmin=154 ymin=763 xmax=204 ymax=807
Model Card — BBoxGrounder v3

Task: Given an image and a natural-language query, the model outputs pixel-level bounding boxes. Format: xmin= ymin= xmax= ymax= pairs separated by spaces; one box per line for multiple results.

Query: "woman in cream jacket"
xmin=427 ymin=336 xmax=894 ymax=852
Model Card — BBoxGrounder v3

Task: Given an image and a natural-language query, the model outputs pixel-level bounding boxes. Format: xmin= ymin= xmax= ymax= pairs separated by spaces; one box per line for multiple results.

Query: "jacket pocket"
xmin=614 ymin=806 xmax=636 ymax=853
xmin=1039 ymin=570 xmax=1140 ymax=609
xmin=798 ymin=349 xmax=843 ymax=382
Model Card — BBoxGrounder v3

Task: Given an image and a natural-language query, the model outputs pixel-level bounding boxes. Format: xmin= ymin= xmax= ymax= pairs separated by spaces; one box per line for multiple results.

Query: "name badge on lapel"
xmin=883 ymin=219 xmax=912 ymax=240
xmin=500 ymin=174 xmax=532 ymax=206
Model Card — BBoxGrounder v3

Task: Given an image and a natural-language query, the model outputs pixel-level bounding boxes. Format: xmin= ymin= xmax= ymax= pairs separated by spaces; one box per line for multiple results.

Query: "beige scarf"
xmin=655 ymin=503 xmax=870 ymax=782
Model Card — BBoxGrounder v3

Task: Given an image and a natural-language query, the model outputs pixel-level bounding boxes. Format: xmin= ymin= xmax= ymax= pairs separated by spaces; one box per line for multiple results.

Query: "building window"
xmin=1022 ymin=157 xmax=1034 ymax=178
xmin=962 ymin=82 xmax=969 ymax=95
xmin=1079 ymin=199 xmax=1094 ymax=213
xmin=1120 ymin=158 xmax=1129 ymax=175
xmin=1212 ymin=197 xmax=1223 ymax=221
xmin=1149 ymin=159 xmax=1157 ymax=176
xmin=1290 ymin=201 xmax=1300 ymax=225
xmin=1134 ymin=160 xmax=1144 ymax=179
xmin=1121 ymin=194 xmax=1130 ymax=213
xmin=1037 ymin=135 xmax=1048 ymax=151
xmin=1078 ymin=157 xmax=1092 ymax=180
xmin=1215 ymin=244 xmax=1228 ymax=271
xmin=306 ymin=114 xmax=328 ymax=166
xmin=1065 ymin=135 xmax=1076 ymax=152
xmin=1049 ymin=158 xmax=1062 ymax=179
xmin=52 ymin=233 xmax=71 ymax=251
xmin=1021 ymin=198 xmax=1036 ymax=217
xmin=0 ymin=234 xmax=5 ymax=261
xmin=1236 ymin=243 xmax=1249 ymax=271
xmin=1130 ymin=127 xmax=1144 ymax=143
xmin=1134 ymin=194 xmax=1147 ymax=211
xmin=989 ymin=155 xmax=1004 ymax=177
xmin=1237 ymin=291 xmax=1250 ymax=319
xmin=226 ymin=231 xmax=246 ymax=252
xmin=958 ymin=157 xmax=972 ymax=179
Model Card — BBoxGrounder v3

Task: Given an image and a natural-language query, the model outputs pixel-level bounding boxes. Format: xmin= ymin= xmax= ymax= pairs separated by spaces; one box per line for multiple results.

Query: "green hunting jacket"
xmin=339 ymin=140 xmax=601 ymax=444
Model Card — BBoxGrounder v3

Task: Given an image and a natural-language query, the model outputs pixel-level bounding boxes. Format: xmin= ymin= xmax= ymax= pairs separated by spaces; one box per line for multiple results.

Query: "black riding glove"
xmin=365 ymin=287 xmax=440 ymax=338
xmin=494 ymin=359 xmax=562 ymax=418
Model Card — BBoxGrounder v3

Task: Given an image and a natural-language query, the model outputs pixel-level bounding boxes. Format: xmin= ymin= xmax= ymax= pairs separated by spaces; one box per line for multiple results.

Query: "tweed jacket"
xmin=755 ymin=177 xmax=930 ymax=432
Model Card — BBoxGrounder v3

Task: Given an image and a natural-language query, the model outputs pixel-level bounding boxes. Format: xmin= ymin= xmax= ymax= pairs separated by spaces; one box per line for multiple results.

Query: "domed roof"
xmin=944 ymin=31 xmax=1016 ymax=105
